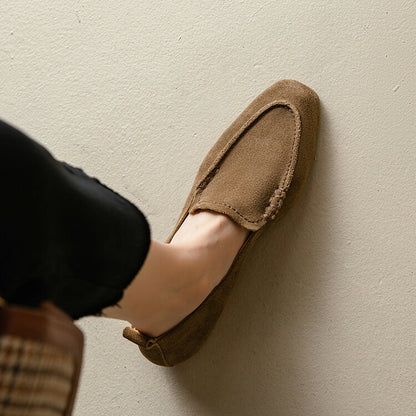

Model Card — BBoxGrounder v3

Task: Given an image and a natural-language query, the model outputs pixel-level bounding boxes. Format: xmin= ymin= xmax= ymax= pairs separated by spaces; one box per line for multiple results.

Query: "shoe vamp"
xmin=197 ymin=106 xmax=297 ymax=224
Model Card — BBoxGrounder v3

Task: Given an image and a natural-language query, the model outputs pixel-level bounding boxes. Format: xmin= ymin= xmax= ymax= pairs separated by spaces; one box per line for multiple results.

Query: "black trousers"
xmin=0 ymin=120 xmax=151 ymax=319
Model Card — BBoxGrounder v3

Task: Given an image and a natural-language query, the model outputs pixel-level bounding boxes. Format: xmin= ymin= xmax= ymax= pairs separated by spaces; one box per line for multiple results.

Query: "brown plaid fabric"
xmin=0 ymin=334 xmax=74 ymax=416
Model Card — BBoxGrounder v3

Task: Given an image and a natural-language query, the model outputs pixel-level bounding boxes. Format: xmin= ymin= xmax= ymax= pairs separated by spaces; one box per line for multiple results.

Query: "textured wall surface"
xmin=1 ymin=1 xmax=415 ymax=415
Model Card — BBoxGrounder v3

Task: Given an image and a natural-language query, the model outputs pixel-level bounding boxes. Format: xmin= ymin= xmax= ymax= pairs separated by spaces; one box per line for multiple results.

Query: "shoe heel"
xmin=123 ymin=263 xmax=242 ymax=366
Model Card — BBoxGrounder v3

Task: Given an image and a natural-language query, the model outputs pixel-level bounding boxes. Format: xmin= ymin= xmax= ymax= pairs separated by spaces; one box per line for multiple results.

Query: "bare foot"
xmin=170 ymin=211 xmax=249 ymax=289
xmin=103 ymin=211 xmax=249 ymax=336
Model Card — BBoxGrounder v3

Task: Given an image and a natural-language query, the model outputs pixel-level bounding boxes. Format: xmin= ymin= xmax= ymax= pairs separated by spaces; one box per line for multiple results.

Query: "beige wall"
xmin=1 ymin=1 xmax=415 ymax=415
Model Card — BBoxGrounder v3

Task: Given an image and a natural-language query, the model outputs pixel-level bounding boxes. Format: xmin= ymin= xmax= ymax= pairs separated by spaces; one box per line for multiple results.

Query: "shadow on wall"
xmin=169 ymin=103 xmax=334 ymax=415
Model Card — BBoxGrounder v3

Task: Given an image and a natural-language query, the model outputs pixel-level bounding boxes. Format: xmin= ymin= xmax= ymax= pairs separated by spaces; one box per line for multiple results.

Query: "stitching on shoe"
xmin=193 ymin=200 xmax=264 ymax=224
xmin=146 ymin=340 xmax=170 ymax=366
xmin=197 ymin=187 xmax=288 ymax=224
xmin=125 ymin=327 xmax=171 ymax=366
xmin=265 ymin=105 xmax=301 ymax=220
xmin=263 ymin=188 xmax=287 ymax=221
xmin=195 ymin=101 xmax=301 ymax=224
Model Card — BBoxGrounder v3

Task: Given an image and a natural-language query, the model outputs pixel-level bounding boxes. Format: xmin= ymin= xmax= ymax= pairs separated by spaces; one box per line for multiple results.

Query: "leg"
xmin=0 ymin=120 xmax=150 ymax=318
xmin=0 ymin=119 xmax=247 ymax=331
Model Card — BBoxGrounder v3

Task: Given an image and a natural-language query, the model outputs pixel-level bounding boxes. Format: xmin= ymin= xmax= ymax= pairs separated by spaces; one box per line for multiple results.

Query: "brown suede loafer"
xmin=123 ymin=79 xmax=320 ymax=366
